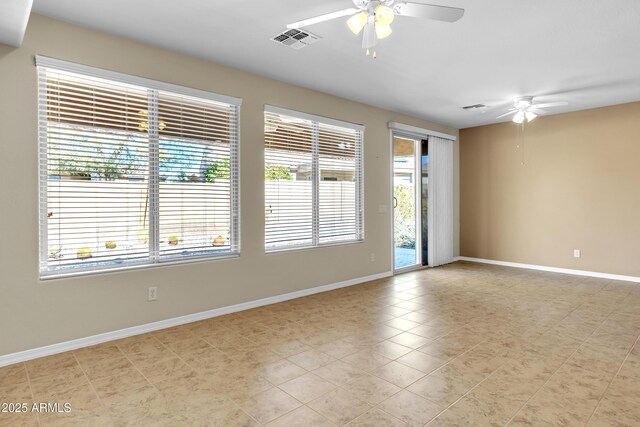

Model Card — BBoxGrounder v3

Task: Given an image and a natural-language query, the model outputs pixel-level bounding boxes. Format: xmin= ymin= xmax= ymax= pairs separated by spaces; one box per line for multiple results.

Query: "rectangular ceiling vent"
xmin=462 ymin=104 xmax=488 ymax=111
xmin=271 ymin=29 xmax=321 ymax=50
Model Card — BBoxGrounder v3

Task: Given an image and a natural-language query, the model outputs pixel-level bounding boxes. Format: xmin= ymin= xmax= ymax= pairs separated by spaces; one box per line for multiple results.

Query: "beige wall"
xmin=0 ymin=15 xmax=459 ymax=356
xmin=460 ymin=102 xmax=640 ymax=277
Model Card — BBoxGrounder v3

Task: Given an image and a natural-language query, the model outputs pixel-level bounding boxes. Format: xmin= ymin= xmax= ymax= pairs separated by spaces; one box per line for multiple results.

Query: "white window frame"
xmin=264 ymin=105 xmax=365 ymax=253
xmin=37 ymin=56 xmax=242 ymax=279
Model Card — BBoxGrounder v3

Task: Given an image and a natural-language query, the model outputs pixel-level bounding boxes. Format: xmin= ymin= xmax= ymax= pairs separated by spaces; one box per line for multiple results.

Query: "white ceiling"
xmin=32 ymin=0 xmax=640 ymax=129
xmin=0 ymin=0 xmax=33 ymax=47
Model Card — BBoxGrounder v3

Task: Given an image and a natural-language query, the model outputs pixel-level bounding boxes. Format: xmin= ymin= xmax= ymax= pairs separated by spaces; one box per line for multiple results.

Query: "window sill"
xmin=265 ymin=239 xmax=364 ymax=255
xmin=40 ymin=252 xmax=240 ymax=281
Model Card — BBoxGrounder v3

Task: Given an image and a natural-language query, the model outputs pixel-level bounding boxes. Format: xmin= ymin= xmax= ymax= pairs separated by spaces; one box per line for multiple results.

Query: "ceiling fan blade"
xmin=496 ymin=110 xmax=517 ymax=119
xmin=529 ymin=108 xmax=548 ymax=115
xmin=394 ymin=2 xmax=465 ymax=23
xmin=287 ymin=8 xmax=359 ymax=29
xmin=532 ymin=101 xmax=568 ymax=109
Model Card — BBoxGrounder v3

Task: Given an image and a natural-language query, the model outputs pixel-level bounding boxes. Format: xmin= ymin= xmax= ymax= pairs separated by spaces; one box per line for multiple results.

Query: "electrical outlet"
xmin=148 ymin=286 xmax=158 ymax=301
xmin=573 ymin=249 xmax=581 ymax=258
xmin=370 ymin=252 xmax=376 ymax=262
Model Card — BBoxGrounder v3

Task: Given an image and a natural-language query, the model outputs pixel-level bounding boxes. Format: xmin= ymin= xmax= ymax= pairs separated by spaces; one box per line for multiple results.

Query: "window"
xmin=264 ymin=106 xmax=364 ymax=251
xmin=37 ymin=57 xmax=241 ymax=278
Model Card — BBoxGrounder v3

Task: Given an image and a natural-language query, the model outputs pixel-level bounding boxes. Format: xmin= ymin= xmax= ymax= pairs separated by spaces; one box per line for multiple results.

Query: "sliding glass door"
xmin=393 ymin=136 xmax=428 ymax=271
xmin=393 ymin=137 xmax=419 ymax=269
xmin=421 ymin=139 xmax=429 ymax=265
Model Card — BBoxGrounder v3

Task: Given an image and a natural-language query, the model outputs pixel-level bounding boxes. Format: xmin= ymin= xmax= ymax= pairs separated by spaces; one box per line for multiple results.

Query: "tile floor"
xmin=2 ymin=261 xmax=640 ymax=426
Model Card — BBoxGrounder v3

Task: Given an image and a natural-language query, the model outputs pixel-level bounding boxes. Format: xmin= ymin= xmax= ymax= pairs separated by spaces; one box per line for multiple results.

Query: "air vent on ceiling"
xmin=462 ymin=104 xmax=488 ymax=111
xmin=271 ymin=29 xmax=321 ymax=50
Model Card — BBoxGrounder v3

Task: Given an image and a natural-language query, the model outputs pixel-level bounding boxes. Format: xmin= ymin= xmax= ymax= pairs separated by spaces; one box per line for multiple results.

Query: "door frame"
xmin=388 ymin=123 xmax=457 ymax=275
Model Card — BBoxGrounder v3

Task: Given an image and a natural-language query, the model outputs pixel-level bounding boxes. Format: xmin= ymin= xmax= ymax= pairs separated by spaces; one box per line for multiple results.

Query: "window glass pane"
xmin=44 ymin=70 xmax=150 ymax=272
xmin=319 ymin=123 xmax=359 ymax=244
xmin=264 ymin=112 xmax=313 ymax=249
xmin=157 ymin=91 xmax=236 ymax=258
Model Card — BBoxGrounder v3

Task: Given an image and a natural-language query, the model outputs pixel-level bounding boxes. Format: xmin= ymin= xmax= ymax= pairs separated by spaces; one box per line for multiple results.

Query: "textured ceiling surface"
xmin=32 ymin=0 xmax=640 ymax=128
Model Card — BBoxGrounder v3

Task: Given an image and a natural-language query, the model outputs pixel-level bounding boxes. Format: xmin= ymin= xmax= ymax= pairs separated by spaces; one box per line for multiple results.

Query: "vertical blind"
xmin=264 ymin=106 xmax=364 ymax=251
xmin=427 ymin=135 xmax=454 ymax=267
xmin=37 ymin=57 xmax=241 ymax=278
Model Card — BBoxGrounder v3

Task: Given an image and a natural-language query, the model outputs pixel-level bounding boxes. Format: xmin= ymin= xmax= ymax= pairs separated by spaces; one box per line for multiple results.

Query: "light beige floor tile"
xmin=201 ymin=403 xmax=260 ymax=427
xmin=346 ymin=408 xmax=408 ymax=426
xmin=0 ymin=380 xmax=32 ymax=402
xmin=92 ymin=369 xmax=150 ymax=400
xmin=279 ymin=372 xmax=336 ymax=403
xmin=37 ymin=382 xmax=103 ymax=422
xmin=101 ymin=384 xmax=169 ymax=425
xmin=260 ymin=358 xmax=307 ymax=385
xmin=373 ymin=361 xmax=425 ymax=388
xmin=38 ymin=410 xmax=113 ymax=427
xmin=316 ymin=339 xmax=363 ymax=359
xmin=342 ymin=374 xmax=401 ymax=405
xmin=227 ymin=375 xmax=274 ymax=402
xmin=342 ymin=349 xmax=392 ymax=372
xmin=407 ymin=368 xmax=475 ymax=407
xmin=313 ymin=360 xmax=367 ymax=387
xmin=378 ymin=389 xmax=442 ymax=426
xmin=28 ymin=363 xmax=89 ymax=400
xmin=162 ymin=335 xmax=212 ymax=357
xmin=270 ymin=339 xmax=313 ymax=358
xmin=287 ymin=349 xmax=335 ymax=370
xmin=0 ymin=363 xmax=28 ymax=385
xmin=266 ymin=406 xmax=336 ymax=427
xmin=388 ymin=332 xmax=432 ymax=349
xmin=25 ymin=352 xmax=79 ymax=379
xmin=385 ymin=318 xmax=421 ymax=332
xmin=238 ymin=387 xmax=302 ymax=424
xmin=509 ymin=392 xmax=591 ymax=427
xmin=135 ymin=356 xmax=196 ymax=385
xmin=308 ymin=387 xmax=372 ymax=426
xmin=588 ymin=393 xmax=640 ymax=427
xmin=396 ymin=350 xmax=447 ymax=374
xmin=116 ymin=336 xmax=176 ymax=367
xmin=370 ymin=340 xmax=413 ymax=359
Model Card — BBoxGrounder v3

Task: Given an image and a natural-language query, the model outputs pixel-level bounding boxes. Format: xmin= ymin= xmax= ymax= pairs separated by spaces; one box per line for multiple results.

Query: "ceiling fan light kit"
xmin=525 ymin=111 xmax=537 ymax=122
xmin=347 ymin=11 xmax=368 ymax=34
xmin=287 ymin=0 xmax=464 ymax=57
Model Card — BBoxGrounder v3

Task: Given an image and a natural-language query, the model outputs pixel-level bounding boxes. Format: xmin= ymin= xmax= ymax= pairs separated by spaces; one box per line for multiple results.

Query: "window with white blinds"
xmin=264 ymin=106 xmax=364 ymax=251
xmin=37 ymin=57 xmax=241 ymax=278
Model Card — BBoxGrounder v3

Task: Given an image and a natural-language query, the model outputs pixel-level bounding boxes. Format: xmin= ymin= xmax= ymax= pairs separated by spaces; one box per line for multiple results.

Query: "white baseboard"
xmin=455 ymin=256 xmax=640 ymax=283
xmin=0 ymin=271 xmax=392 ymax=368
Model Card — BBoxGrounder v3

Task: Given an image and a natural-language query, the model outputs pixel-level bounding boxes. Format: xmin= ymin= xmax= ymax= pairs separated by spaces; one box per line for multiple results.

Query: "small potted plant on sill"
xmin=105 ymin=240 xmax=117 ymax=250
xmin=77 ymin=247 xmax=92 ymax=260
xmin=168 ymin=234 xmax=179 ymax=246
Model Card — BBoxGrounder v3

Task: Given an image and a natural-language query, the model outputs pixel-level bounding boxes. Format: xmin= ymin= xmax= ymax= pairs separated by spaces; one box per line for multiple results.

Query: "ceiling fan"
xmin=497 ymin=96 xmax=569 ymax=124
xmin=287 ymin=0 xmax=465 ymax=57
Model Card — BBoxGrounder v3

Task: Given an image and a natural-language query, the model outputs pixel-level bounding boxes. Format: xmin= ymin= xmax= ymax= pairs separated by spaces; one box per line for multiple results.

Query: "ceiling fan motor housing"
xmin=514 ymin=96 xmax=533 ymax=109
